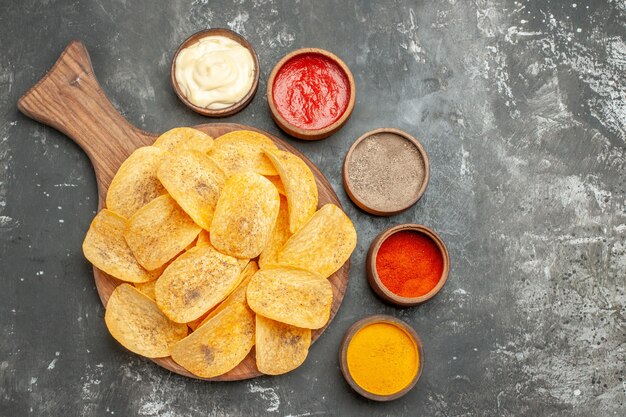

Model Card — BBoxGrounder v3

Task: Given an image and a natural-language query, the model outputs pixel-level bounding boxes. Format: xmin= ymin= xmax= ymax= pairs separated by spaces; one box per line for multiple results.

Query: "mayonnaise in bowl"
xmin=174 ymin=35 xmax=255 ymax=110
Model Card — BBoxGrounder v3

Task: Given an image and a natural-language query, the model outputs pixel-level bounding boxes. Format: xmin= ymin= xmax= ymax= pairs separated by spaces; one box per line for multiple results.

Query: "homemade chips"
xmin=210 ymin=172 xmax=280 ymax=258
xmin=105 ymin=284 xmax=188 ymax=358
xmin=125 ymin=195 xmax=201 ymax=271
xmin=247 ymin=268 xmax=333 ymax=329
xmin=196 ymin=230 xmax=210 ymax=245
xmin=158 ymin=150 xmax=226 ymax=230
xmin=258 ymin=196 xmax=291 ymax=269
xmin=83 ymin=209 xmax=157 ymax=283
xmin=171 ymin=302 xmax=255 ymax=378
xmin=256 ymin=315 xmax=311 ymax=375
xmin=185 ymin=260 xmax=256 ymax=331
xmin=265 ymin=204 xmax=357 ymax=278
xmin=153 ymin=127 xmax=213 ymax=153
xmin=209 ymin=131 xmax=278 ymax=177
xmin=264 ymin=149 xmax=318 ymax=233
xmin=264 ymin=175 xmax=286 ymax=195
xmin=134 ymin=280 xmax=157 ymax=301
xmin=155 ymin=244 xmax=241 ymax=323
xmin=82 ymin=128 xmax=357 ymax=379
xmin=197 ymin=261 xmax=259 ymax=329
xmin=106 ymin=146 xmax=167 ymax=218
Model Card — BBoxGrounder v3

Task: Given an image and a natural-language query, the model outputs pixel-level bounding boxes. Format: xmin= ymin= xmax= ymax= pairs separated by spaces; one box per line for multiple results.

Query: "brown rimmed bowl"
xmin=339 ymin=315 xmax=424 ymax=401
xmin=367 ymin=224 xmax=450 ymax=307
xmin=343 ymin=128 xmax=430 ymax=216
xmin=266 ymin=48 xmax=356 ymax=140
xmin=171 ymin=28 xmax=260 ymax=117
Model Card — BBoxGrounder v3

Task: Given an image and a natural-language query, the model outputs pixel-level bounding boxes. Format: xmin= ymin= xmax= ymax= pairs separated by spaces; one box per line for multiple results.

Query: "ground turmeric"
xmin=346 ymin=322 xmax=419 ymax=396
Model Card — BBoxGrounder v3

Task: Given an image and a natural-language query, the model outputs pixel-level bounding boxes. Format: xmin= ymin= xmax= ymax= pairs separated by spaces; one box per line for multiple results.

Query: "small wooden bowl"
xmin=266 ymin=48 xmax=356 ymax=140
xmin=343 ymin=128 xmax=430 ymax=216
xmin=339 ymin=315 xmax=424 ymax=401
xmin=171 ymin=28 xmax=260 ymax=117
xmin=367 ymin=224 xmax=450 ymax=307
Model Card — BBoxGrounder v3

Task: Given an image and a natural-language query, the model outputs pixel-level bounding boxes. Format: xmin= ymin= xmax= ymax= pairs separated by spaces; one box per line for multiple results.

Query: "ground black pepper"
xmin=346 ymin=132 xmax=425 ymax=211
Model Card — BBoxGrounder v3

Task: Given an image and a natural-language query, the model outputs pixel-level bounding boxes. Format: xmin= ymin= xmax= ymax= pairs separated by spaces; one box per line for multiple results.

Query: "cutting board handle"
xmin=17 ymin=40 xmax=155 ymax=194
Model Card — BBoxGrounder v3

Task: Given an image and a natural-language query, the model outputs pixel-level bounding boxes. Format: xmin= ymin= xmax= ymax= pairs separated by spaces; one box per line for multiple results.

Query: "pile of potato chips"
xmin=82 ymin=128 xmax=357 ymax=378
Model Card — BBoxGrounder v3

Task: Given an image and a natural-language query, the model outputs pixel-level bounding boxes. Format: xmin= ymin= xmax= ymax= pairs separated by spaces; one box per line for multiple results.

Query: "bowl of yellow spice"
xmin=340 ymin=315 xmax=423 ymax=401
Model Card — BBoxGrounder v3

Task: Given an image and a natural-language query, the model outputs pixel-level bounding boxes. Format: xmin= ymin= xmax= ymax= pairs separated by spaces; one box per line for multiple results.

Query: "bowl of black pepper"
xmin=342 ymin=128 xmax=430 ymax=216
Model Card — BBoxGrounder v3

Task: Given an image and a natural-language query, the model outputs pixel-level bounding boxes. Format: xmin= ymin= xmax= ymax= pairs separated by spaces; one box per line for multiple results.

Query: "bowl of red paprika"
xmin=266 ymin=48 xmax=356 ymax=140
xmin=366 ymin=224 xmax=450 ymax=307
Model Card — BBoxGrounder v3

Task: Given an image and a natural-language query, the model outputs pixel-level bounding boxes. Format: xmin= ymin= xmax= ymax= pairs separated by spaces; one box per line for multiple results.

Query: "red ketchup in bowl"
xmin=271 ymin=53 xmax=350 ymax=131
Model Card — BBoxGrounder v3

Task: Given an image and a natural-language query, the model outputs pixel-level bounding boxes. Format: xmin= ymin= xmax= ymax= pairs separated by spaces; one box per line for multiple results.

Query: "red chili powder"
xmin=272 ymin=53 xmax=350 ymax=130
xmin=375 ymin=230 xmax=444 ymax=298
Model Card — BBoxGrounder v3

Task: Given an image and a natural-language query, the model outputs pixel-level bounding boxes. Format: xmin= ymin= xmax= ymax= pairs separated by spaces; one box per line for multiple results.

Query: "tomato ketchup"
xmin=272 ymin=53 xmax=350 ymax=130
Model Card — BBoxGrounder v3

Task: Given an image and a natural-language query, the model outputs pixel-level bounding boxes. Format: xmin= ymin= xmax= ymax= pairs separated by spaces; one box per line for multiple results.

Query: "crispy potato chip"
xmin=125 ymin=195 xmax=201 ymax=271
xmin=238 ymin=258 xmax=251 ymax=271
xmin=83 ymin=209 xmax=158 ymax=283
xmin=209 ymin=131 xmax=278 ymax=176
xmin=198 ymin=261 xmax=259 ymax=328
xmin=157 ymin=150 xmax=226 ymax=230
xmin=246 ymin=268 xmax=332 ymax=329
xmin=171 ymin=302 xmax=255 ymax=378
xmin=266 ymin=204 xmax=357 ymax=279
xmin=153 ymin=127 xmax=213 ymax=153
xmin=183 ymin=136 xmax=213 ymax=154
xmin=148 ymin=252 xmax=180 ymax=277
xmin=134 ymin=280 xmax=157 ymax=301
xmin=197 ymin=230 xmax=210 ymax=245
xmin=105 ymin=284 xmax=188 ymax=358
xmin=215 ymin=130 xmax=276 ymax=148
xmin=259 ymin=196 xmax=291 ymax=268
xmin=210 ymin=172 xmax=280 ymax=258
xmin=264 ymin=175 xmax=286 ymax=195
xmin=106 ymin=146 xmax=167 ymax=218
xmin=186 ymin=311 xmax=210 ymax=331
xmin=256 ymin=315 xmax=311 ymax=375
xmin=155 ymin=244 xmax=242 ymax=323
xmin=187 ymin=260 xmax=258 ymax=331
xmin=185 ymin=237 xmax=197 ymax=251
xmin=264 ymin=149 xmax=318 ymax=233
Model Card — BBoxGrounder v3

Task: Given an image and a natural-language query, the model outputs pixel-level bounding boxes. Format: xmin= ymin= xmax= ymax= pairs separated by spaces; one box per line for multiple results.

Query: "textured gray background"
xmin=1 ymin=0 xmax=625 ymax=416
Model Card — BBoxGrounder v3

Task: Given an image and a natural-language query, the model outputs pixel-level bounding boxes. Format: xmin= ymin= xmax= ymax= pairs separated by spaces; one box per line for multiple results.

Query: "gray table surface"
xmin=1 ymin=0 xmax=625 ymax=416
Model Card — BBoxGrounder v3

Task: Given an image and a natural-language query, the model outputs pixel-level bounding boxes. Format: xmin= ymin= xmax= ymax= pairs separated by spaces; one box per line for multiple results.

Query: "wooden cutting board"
xmin=17 ymin=41 xmax=350 ymax=381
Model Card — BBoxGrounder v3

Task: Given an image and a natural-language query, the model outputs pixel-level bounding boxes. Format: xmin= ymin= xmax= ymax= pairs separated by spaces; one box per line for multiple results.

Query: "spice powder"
xmin=346 ymin=322 xmax=419 ymax=396
xmin=376 ymin=230 xmax=444 ymax=298
xmin=346 ymin=132 xmax=425 ymax=212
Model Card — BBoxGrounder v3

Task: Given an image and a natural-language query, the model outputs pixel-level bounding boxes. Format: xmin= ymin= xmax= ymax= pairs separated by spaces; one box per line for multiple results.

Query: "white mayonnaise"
xmin=175 ymin=36 xmax=255 ymax=110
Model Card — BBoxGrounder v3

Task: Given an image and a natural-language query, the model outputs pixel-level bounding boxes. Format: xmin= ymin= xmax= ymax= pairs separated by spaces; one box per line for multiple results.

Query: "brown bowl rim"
xmin=266 ymin=48 xmax=356 ymax=140
xmin=339 ymin=315 xmax=424 ymax=401
xmin=366 ymin=224 xmax=450 ymax=307
xmin=342 ymin=128 xmax=430 ymax=216
xmin=170 ymin=28 xmax=260 ymax=117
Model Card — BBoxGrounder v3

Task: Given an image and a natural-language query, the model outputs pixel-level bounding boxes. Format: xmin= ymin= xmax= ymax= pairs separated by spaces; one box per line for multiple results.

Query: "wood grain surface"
xmin=17 ymin=40 xmax=350 ymax=381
